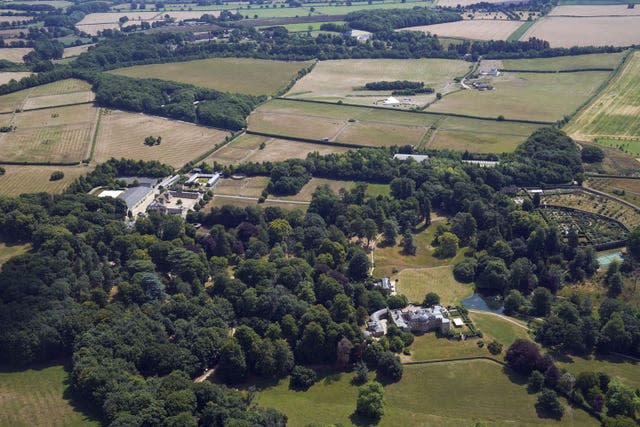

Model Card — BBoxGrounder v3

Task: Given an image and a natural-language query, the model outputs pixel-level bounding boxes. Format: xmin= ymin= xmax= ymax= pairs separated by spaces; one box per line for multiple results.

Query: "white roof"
xmin=99 ymin=190 xmax=123 ymax=198
xmin=453 ymin=318 xmax=464 ymax=327
xmin=383 ymin=96 xmax=400 ymax=105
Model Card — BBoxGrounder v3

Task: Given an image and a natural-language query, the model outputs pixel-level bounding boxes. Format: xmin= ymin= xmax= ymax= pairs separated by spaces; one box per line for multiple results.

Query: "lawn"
xmin=503 ymin=52 xmax=625 ymax=71
xmin=0 ymin=364 xmax=100 ymax=427
xmin=429 ymin=71 xmax=611 ymax=122
xmin=256 ymin=361 xmax=598 ymax=427
xmin=276 ymin=177 xmax=356 ymax=202
xmin=565 ymin=52 xmax=640 ymax=142
xmin=110 ymin=58 xmax=314 ymax=96
xmin=285 ymin=58 xmax=470 ymax=106
xmin=469 ymin=311 xmax=531 ymax=348
xmin=0 ymin=165 xmax=92 ymax=196
xmin=373 ymin=219 xmax=467 ymax=278
xmin=396 ymin=265 xmax=472 ymax=305
xmin=555 ymin=354 xmax=640 ymax=389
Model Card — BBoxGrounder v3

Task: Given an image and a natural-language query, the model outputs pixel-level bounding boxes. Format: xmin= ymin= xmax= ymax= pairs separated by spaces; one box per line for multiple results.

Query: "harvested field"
xmin=587 ymin=177 xmax=640 ymax=208
xmin=520 ymin=16 xmax=640 ymax=47
xmin=285 ymin=58 xmax=469 ymax=106
xmin=22 ymin=91 xmax=95 ymax=110
xmin=76 ymin=23 xmax=119 ymax=35
xmin=111 ymin=58 xmax=313 ymax=96
xmin=502 ymin=52 xmax=625 ymax=71
xmin=430 ymin=71 xmax=610 ymax=122
xmin=93 ymin=109 xmax=229 ymax=168
xmin=400 ymin=19 xmax=523 ymax=41
xmin=162 ymin=10 xmax=221 ymax=20
xmin=0 ymin=15 xmax=33 ymax=23
xmin=0 ymin=72 xmax=31 ymax=85
xmin=0 ymin=48 xmax=31 ymax=63
xmin=542 ymin=190 xmax=640 ymax=230
xmin=335 ymin=121 xmax=427 ymax=147
xmin=565 ymin=51 xmax=640 ymax=142
xmin=0 ymin=164 xmax=92 ymax=196
xmin=77 ymin=11 xmax=159 ymax=25
xmin=62 ymin=44 xmax=94 ymax=58
xmin=437 ymin=0 xmax=524 ymax=5
xmin=29 ymin=79 xmax=92 ymax=96
xmin=13 ymin=103 xmax=96 ymax=128
xmin=549 ymin=4 xmax=640 ymax=16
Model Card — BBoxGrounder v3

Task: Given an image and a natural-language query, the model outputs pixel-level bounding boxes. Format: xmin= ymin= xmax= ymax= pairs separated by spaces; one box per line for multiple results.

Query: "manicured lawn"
xmin=469 ymin=311 xmax=531 ymax=347
xmin=256 ymin=361 xmax=598 ymax=426
xmin=366 ymin=183 xmax=391 ymax=197
xmin=373 ymin=219 xmax=466 ymax=278
xmin=110 ymin=58 xmax=314 ymax=96
xmin=396 ymin=266 xmax=472 ymax=305
xmin=0 ymin=364 xmax=99 ymax=427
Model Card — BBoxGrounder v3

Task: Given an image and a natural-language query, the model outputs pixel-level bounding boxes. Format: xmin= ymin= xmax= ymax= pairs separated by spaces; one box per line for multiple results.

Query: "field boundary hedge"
xmin=20 ymin=100 xmax=94 ymax=113
xmin=0 ymin=160 xmax=81 ymax=166
xmin=499 ymin=68 xmax=615 ymax=73
xmin=276 ymin=97 xmax=555 ymax=125
xmin=402 ymin=355 xmax=506 ymax=366
xmin=246 ymin=129 xmax=365 ymax=149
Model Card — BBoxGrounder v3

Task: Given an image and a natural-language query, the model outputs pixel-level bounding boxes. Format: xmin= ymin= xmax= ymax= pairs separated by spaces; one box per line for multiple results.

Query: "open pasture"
xmin=396 ymin=265 xmax=471 ymax=305
xmin=285 ymin=58 xmax=469 ymax=106
xmin=214 ymin=176 xmax=270 ymax=198
xmin=400 ymin=19 xmax=523 ymax=41
xmin=502 ymin=52 xmax=624 ymax=71
xmin=556 ymin=354 xmax=640 ymax=389
xmin=0 ymin=364 xmax=99 ymax=427
xmin=549 ymin=4 xmax=640 ymax=16
xmin=111 ymin=58 xmax=313 ymax=96
xmin=0 ymin=164 xmax=92 ymax=196
xmin=565 ymin=51 xmax=640 ymax=142
xmin=62 ymin=44 xmax=94 ymax=58
xmin=430 ymin=71 xmax=610 ymax=122
xmin=22 ymin=91 xmax=95 ymax=110
xmin=29 ymin=79 xmax=92 ymax=96
xmin=520 ymin=16 xmax=640 ymax=47
xmin=256 ymin=361 xmax=597 ymax=427
xmin=0 ymin=48 xmax=31 ymax=63
xmin=93 ymin=109 xmax=229 ymax=168
xmin=429 ymin=115 xmax=541 ymax=153
xmin=580 ymin=141 xmax=640 ymax=176
xmin=0 ymin=72 xmax=31 ymax=86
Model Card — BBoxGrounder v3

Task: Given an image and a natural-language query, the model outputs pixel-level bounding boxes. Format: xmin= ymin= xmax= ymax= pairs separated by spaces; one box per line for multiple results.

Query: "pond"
xmin=461 ymin=293 xmax=504 ymax=314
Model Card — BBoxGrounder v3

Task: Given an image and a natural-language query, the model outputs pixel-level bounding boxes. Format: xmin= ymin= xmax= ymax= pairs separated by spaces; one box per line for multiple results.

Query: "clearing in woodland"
xmin=0 ymin=165 xmax=92 ymax=197
xmin=0 ymin=48 xmax=32 ymax=63
xmin=565 ymin=51 xmax=640 ymax=143
xmin=429 ymin=71 xmax=611 ymax=122
xmin=400 ymin=19 xmax=523 ymax=41
xmin=520 ymin=15 xmax=640 ymax=47
xmin=396 ymin=266 xmax=472 ymax=305
xmin=206 ymin=134 xmax=349 ymax=166
xmin=285 ymin=58 xmax=469 ymax=107
xmin=255 ymin=361 xmax=598 ymax=427
xmin=110 ymin=58 xmax=314 ymax=96
xmin=93 ymin=109 xmax=229 ymax=168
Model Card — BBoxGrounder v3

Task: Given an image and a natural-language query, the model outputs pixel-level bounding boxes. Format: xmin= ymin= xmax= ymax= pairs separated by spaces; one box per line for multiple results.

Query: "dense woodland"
xmin=344 ymin=7 xmax=462 ymax=33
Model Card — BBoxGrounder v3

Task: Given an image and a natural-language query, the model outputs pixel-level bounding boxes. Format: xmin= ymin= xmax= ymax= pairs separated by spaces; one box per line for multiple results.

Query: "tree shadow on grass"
xmin=61 ymin=362 xmax=104 ymax=425
xmin=349 ymin=412 xmax=382 ymax=427
xmin=501 ymin=365 xmax=528 ymax=386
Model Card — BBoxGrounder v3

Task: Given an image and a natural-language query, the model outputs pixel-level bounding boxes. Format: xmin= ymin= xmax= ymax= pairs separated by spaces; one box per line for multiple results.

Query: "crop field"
xmin=62 ymin=44 xmax=94 ymax=58
xmin=565 ymin=52 xmax=640 ymax=143
xmin=233 ymin=1 xmax=431 ymax=19
xmin=549 ymin=4 xmax=640 ymax=16
xmin=0 ymin=364 xmax=99 ymax=427
xmin=429 ymin=71 xmax=611 ymax=122
xmin=520 ymin=16 xmax=640 ymax=47
xmin=502 ymin=52 xmax=625 ymax=71
xmin=587 ymin=177 xmax=640 ymax=207
xmin=22 ymin=91 xmax=95 ymax=110
xmin=30 ymin=79 xmax=92 ymax=96
xmin=429 ymin=116 xmax=541 ymax=153
xmin=0 ymin=72 xmax=31 ymax=85
xmin=93 ymin=109 xmax=229 ymax=168
xmin=0 ymin=78 xmax=93 ymax=113
xmin=286 ymin=58 xmax=469 ymax=106
xmin=436 ymin=0 xmax=517 ymax=5
xmin=13 ymin=103 xmax=96 ymax=128
xmin=0 ymin=48 xmax=31 ymax=63
xmin=256 ymin=361 xmax=597 ymax=427
xmin=248 ymin=138 xmax=350 ymax=163
xmin=111 ymin=58 xmax=314 ymax=96
xmin=396 ymin=265 xmax=472 ymax=305
xmin=541 ymin=190 xmax=640 ymax=230
xmin=0 ymin=165 xmax=91 ymax=196
xmin=400 ymin=19 xmax=523 ymax=41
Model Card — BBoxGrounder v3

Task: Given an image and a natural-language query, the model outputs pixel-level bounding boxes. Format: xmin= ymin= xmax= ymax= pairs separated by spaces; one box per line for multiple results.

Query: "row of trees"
xmin=344 ymin=7 xmax=462 ymax=32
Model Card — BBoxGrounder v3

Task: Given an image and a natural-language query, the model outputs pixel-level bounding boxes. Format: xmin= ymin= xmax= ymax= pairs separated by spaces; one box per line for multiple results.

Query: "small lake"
xmin=461 ymin=293 xmax=504 ymax=314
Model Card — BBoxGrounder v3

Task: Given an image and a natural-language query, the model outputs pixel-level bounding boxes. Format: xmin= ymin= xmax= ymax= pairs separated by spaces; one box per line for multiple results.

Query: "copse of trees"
xmin=345 ymin=7 xmax=462 ymax=32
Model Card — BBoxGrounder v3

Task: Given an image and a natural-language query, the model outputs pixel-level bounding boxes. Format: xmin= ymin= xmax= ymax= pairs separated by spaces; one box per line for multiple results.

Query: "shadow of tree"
xmin=349 ymin=411 xmax=382 ymax=427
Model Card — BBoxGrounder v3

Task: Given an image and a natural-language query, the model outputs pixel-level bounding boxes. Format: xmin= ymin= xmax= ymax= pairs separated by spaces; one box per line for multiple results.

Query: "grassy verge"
xmin=507 ymin=20 xmax=536 ymax=42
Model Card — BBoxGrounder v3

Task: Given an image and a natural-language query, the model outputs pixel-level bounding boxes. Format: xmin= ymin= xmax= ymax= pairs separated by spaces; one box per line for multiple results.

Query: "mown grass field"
xmin=401 ymin=20 xmax=523 ymax=41
xmin=213 ymin=176 xmax=270 ymax=198
xmin=249 ymin=99 xmax=538 ymax=152
xmin=0 ymin=364 xmax=99 ymax=427
xmin=430 ymin=71 xmax=611 ymax=122
xmin=276 ymin=177 xmax=356 ymax=202
xmin=566 ymin=51 xmax=640 ymax=142
xmin=555 ymin=354 xmax=640 ymax=389
xmin=396 ymin=265 xmax=472 ymax=305
xmin=93 ymin=109 xmax=229 ymax=168
xmin=110 ymin=58 xmax=314 ymax=96
xmin=373 ymin=219 xmax=467 ymax=278
xmin=0 ymin=165 xmax=91 ymax=196
xmin=256 ymin=361 xmax=598 ymax=427
xmin=503 ymin=52 xmax=625 ymax=71
xmin=286 ymin=58 xmax=469 ymax=106
xmin=587 ymin=177 xmax=640 ymax=207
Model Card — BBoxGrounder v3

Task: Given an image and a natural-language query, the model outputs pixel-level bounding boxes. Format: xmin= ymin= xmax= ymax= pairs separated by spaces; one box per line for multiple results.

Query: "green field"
xmin=507 ymin=20 xmax=536 ymax=42
xmin=565 ymin=51 xmax=640 ymax=142
xmin=396 ymin=266 xmax=472 ymax=305
xmin=286 ymin=58 xmax=470 ymax=106
xmin=430 ymin=71 xmax=611 ymax=122
xmin=0 ymin=364 xmax=99 ymax=427
xmin=110 ymin=58 xmax=314 ymax=96
xmin=502 ymin=52 xmax=625 ymax=71
xmin=555 ymin=354 xmax=640 ymax=389
xmin=258 ymin=21 xmax=344 ymax=32
xmin=256 ymin=361 xmax=598 ymax=427
xmin=236 ymin=0 xmax=433 ymax=18
xmin=594 ymin=137 xmax=640 ymax=156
